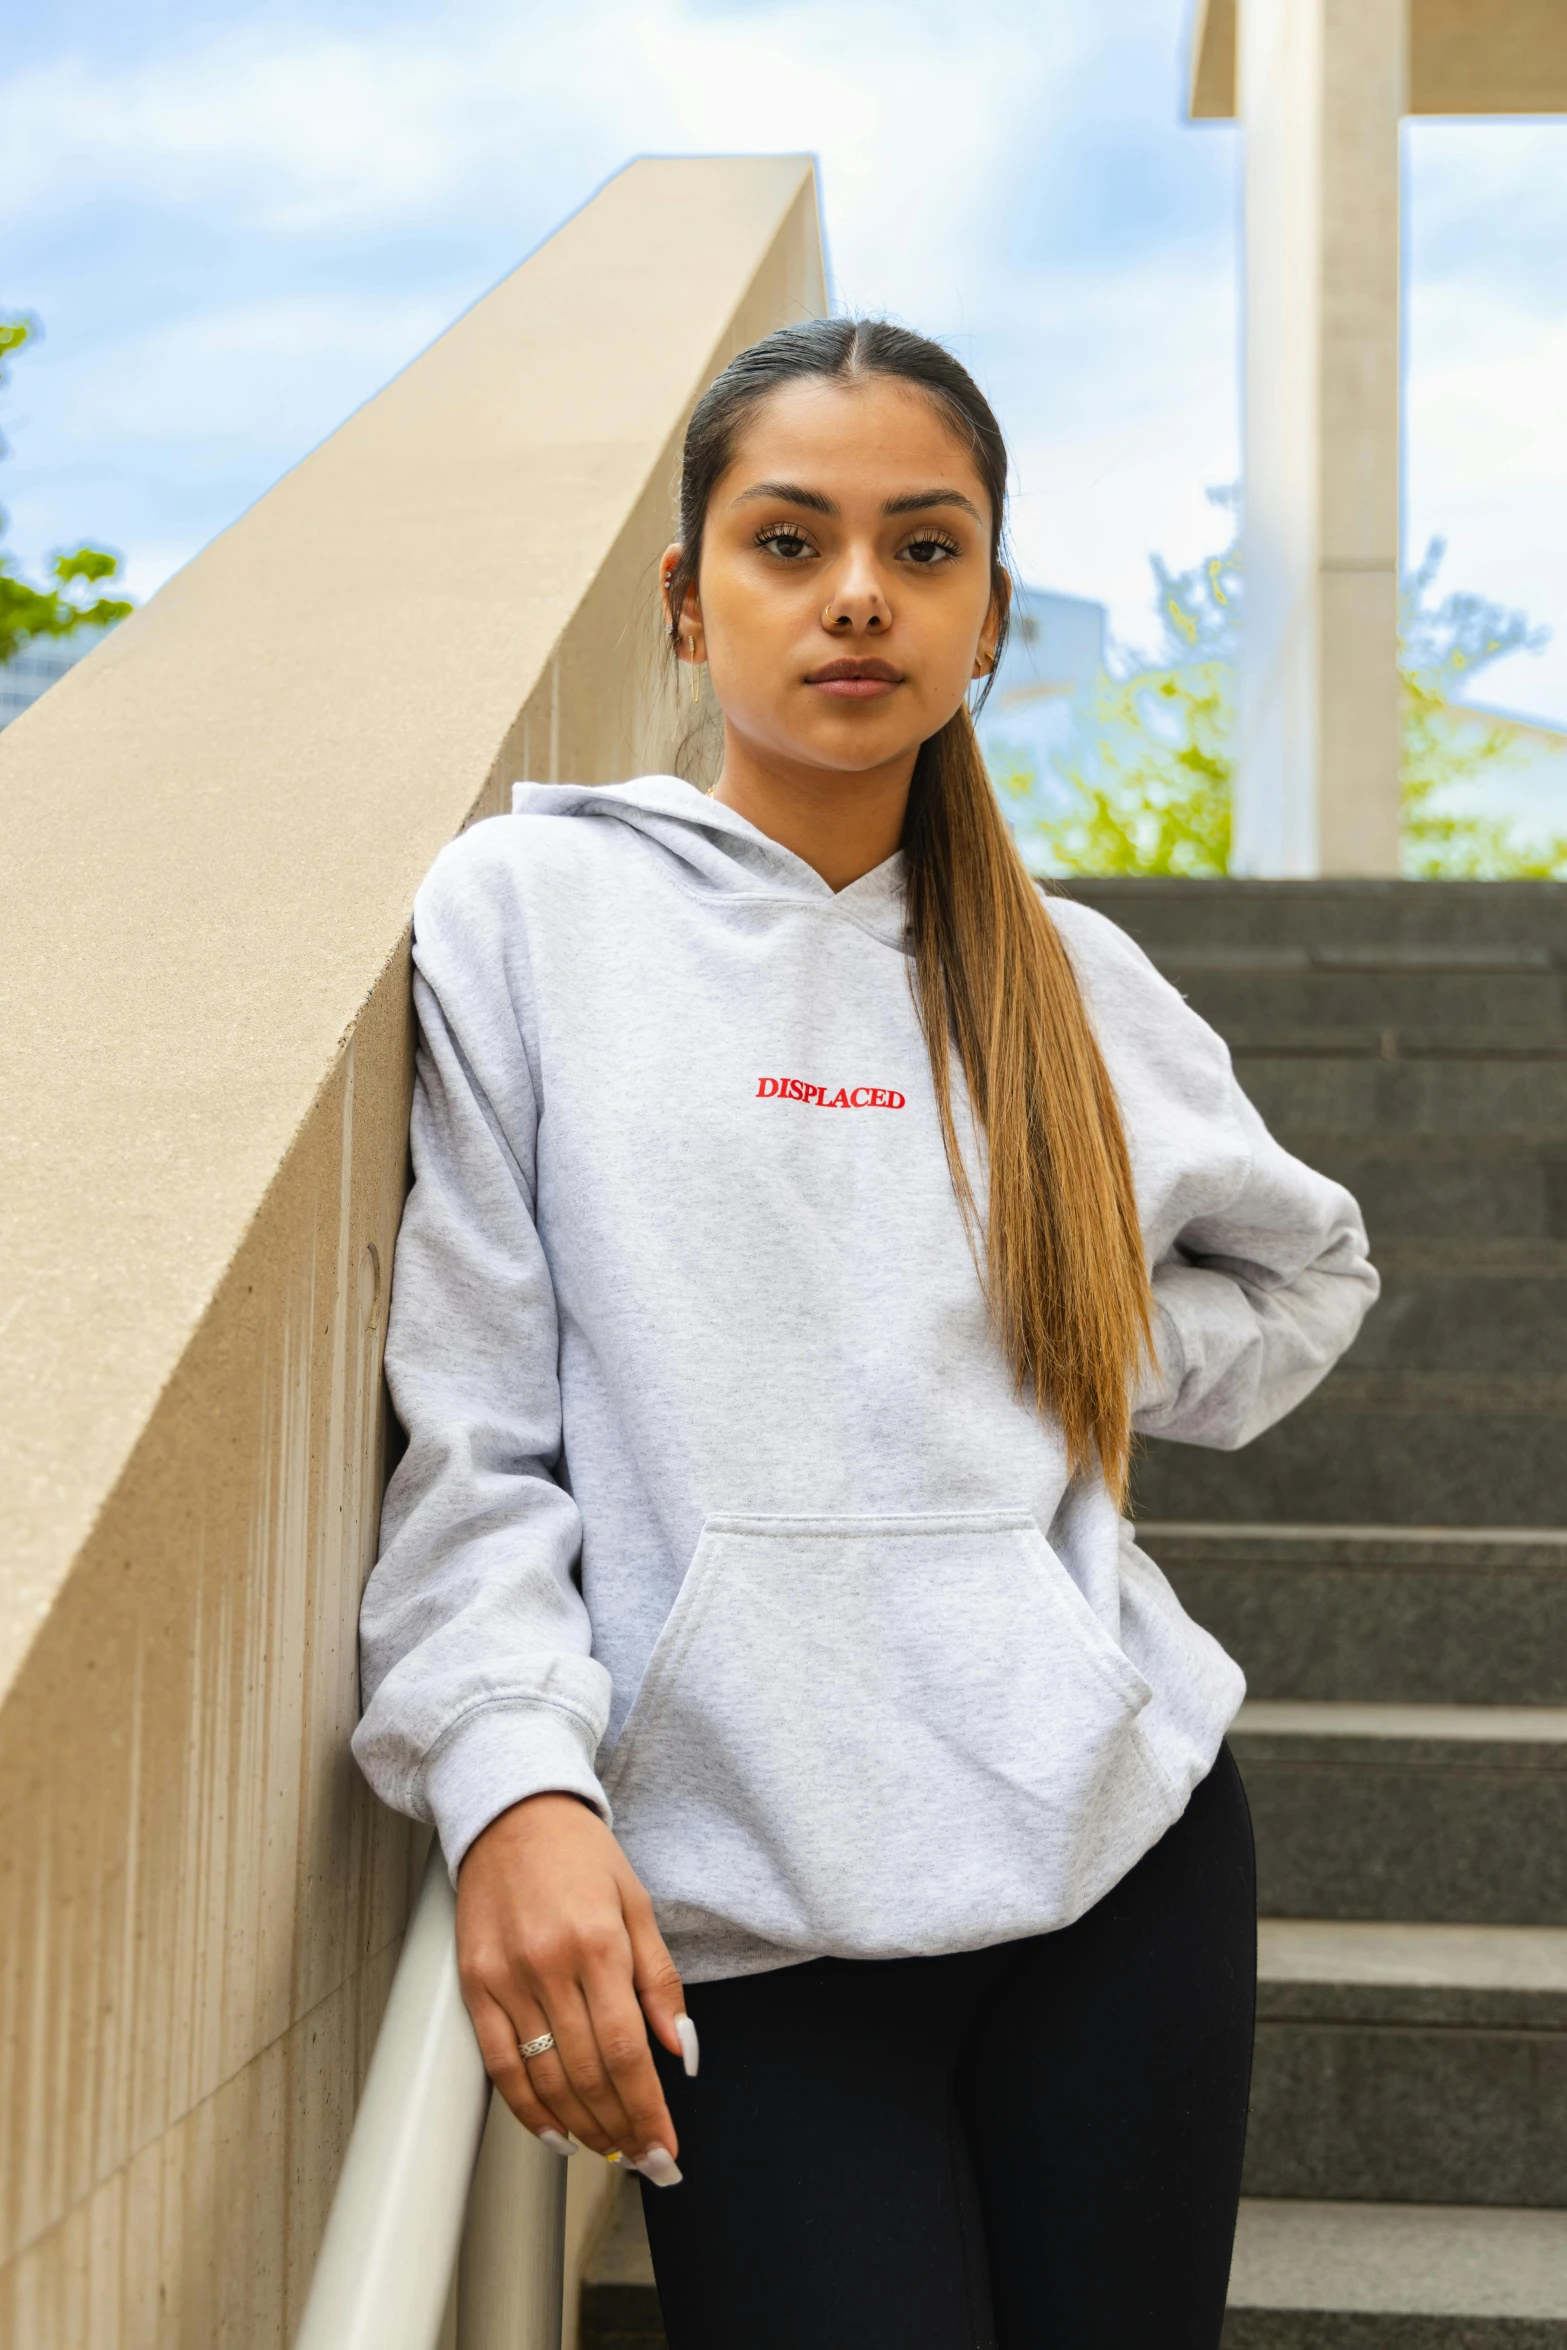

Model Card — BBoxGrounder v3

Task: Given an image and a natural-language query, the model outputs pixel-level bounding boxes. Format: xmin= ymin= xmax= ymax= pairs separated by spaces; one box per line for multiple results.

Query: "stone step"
xmin=1233 ymin=1053 xmax=1567 ymax=1143
xmin=1133 ymin=1374 xmax=1567 ymax=1528
xmin=1220 ymin=1024 xmax=1567 ymax=1061
xmin=577 ymin=2146 xmax=1567 ymax=2347
xmin=1146 ymin=1523 xmax=1567 ymax=1706
xmin=1231 ymin=1702 xmax=1567 ymax=1926
xmin=1062 ymin=876 xmax=1567 ymax=959
xmin=1223 ymin=2199 xmax=1567 ymax=2347
xmin=1247 ymin=1920 xmax=1567 ymax=2207
xmin=1345 ymin=1255 xmax=1567 ymax=1375
xmin=1304 ymin=1136 xmax=1567 ymax=1245
xmin=1159 ymin=959 xmax=1567 ymax=1056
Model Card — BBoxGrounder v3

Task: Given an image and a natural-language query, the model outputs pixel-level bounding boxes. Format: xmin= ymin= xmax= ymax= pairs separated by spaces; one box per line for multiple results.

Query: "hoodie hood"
xmin=511 ymin=775 xmax=909 ymax=948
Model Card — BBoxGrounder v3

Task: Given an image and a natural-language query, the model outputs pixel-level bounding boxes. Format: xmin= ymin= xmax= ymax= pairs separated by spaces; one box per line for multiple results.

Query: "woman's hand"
xmin=455 ymin=1793 xmax=692 ymax=2179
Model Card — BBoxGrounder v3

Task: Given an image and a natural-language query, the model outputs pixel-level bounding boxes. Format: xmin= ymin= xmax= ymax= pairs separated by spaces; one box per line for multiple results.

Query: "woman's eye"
xmin=756 ymin=527 xmax=816 ymax=561
xmin=901 ymin=534 xmax=959 ymax=567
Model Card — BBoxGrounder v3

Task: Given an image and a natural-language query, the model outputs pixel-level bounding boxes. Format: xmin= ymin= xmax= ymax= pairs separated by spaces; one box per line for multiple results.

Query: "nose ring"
xmin=821 ymin=602 xmax=884 ymax=630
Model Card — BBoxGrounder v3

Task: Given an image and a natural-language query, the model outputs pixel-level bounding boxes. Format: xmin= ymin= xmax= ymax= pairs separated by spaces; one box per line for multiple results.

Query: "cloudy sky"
xmin=3 ymin=0 xmax=1566 ymax=721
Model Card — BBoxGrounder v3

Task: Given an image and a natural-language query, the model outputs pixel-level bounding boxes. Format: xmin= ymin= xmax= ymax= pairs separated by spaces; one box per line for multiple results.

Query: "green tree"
xmin=1399 ymin=539 xmax=1567 ymax=878
xmin=996 ymin=528 xmax=1238 ymax=877
xmin=1003 ymin=506 xmax=1567 ymax=879
xmin=1 ymin=312 xmax=134 ymax=668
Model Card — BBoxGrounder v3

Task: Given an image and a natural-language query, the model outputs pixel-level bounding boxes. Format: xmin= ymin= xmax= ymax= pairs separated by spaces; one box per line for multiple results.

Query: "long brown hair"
xmin=666 ymin=320 xmax=1152 ymax=1497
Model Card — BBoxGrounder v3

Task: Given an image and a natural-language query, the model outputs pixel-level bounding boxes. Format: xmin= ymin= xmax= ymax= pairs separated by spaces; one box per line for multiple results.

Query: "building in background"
xmin=0 ymin=625 xmax=112 ymax=728
xmin=975 ymin=584 xmax=1106 ymax=810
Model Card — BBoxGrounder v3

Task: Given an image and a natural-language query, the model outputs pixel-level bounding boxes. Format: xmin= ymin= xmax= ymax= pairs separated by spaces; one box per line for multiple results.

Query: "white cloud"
xmin=1 ymin=30 xmax=514 ymax=234
xmin=41 ymin=294 xmax=459 ymax=445
xmin=1405 ymin=124 xmax=1567 ymax=725
xmin=0 ymin=0 xmax=1073 ymax=249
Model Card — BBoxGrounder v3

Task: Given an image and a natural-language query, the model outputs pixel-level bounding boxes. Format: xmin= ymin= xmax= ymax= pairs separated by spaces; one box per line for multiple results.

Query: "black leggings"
xmin=641 ymin=1743 xmax=1256 ymax=2349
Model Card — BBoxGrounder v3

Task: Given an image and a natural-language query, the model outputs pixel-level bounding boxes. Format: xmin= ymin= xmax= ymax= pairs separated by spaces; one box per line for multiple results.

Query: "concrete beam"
xmin=1411 ymin=0 xmax=1567 ymax=113
xmin=1190 ymin=0 xmax=1241 ymax=118
xmin=1189 ymin=0 xmax=1567 ymax=117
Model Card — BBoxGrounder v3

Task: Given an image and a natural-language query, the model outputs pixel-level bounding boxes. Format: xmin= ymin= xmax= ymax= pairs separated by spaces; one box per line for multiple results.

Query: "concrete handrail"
xmin=293 ymin=1838 xmax=571 ymax=2350
xmin=292 ymin=1843 xmax=489 ymax=2350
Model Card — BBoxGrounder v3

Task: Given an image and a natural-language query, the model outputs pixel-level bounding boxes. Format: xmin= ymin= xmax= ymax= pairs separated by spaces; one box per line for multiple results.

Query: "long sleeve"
xmin=352 ymin=839 xmax=611 ymax=1877
xmin=1134 ymin=1083 xmax=1380 ymax=1449
xmin=1051 ymin=895 xmax=1379 ymax=1455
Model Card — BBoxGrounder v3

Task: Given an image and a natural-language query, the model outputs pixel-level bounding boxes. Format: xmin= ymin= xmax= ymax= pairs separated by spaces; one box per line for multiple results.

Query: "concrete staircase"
xmin=579 ymin=880 xmax=1567 ymax=2345
xmin=1078 ymin=878 xmax=1567 ymax=2347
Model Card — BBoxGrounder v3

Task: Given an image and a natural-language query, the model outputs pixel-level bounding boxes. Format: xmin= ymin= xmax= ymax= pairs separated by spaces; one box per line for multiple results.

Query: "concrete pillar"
xmin=1235 ymin=0 xmax=1406 ymax=876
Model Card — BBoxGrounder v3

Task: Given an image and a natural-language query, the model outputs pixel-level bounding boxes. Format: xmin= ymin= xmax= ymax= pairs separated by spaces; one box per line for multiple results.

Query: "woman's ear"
xmin=976 ymin=568 xmax=1012 ymax=676
xmin=660 ymin=542 xmax=704 ymax=660
xmin=658 ymin=543 xmax=683 ymax=632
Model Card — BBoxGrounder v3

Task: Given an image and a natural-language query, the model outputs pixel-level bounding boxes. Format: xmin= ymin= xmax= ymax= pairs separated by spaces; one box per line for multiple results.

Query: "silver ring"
xmin=518 ymin=2031 xmax=555 ymax=2062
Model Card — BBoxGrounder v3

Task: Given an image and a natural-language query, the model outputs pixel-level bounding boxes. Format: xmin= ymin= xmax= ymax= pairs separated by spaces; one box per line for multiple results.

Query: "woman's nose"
xmin=822 ymin=584 xmax=890 ymax=633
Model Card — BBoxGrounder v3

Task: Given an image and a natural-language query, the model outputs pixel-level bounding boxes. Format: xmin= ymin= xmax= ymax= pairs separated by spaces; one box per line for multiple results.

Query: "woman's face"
xmin=668 ymin=374 xmax=1005 ymax=784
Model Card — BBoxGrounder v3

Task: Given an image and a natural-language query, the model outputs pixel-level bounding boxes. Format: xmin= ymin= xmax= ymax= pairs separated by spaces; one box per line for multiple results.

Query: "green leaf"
xmin=1 ymin=312 xmax=137 ymax=675
xmin=990 ymin=523 xmax=1566 ymax=882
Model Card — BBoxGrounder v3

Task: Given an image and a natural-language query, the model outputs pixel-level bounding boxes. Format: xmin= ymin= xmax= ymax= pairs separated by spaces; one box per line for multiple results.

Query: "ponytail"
xmin=904 ymin=705 xmax=1151 ymax=1497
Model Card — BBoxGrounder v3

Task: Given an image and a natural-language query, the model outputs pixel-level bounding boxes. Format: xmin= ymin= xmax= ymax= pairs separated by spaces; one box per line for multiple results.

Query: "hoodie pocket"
xmin=600 ymin=1510 xmax=1166 ymax=1958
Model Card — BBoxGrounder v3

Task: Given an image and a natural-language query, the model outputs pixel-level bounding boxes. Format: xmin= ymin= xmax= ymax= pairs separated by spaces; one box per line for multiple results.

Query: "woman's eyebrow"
xmin=731 ymin=481 xmax=838 ymax=515
xmin=728 ymin=483 xmax=985 ymax=524
xmin=882 ymin=489 xmax=985 ymax=522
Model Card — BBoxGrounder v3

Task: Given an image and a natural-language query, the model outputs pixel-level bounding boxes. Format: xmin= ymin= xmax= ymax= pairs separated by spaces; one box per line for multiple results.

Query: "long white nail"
xmin=633 ymin=2145 xmax=683 ymax=2188
xmin=676 ymin=2013 xmax=700 ymax=2079
xmin=539 ymin=2130 xmax=576 ymax=2158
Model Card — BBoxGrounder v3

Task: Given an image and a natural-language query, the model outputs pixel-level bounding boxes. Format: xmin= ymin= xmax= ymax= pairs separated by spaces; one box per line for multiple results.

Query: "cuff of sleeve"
xmin=1134 ymin=1286 xmax=1189 ymax=1421
xmin=424 ymin=1699 xmax=610 ymax=1882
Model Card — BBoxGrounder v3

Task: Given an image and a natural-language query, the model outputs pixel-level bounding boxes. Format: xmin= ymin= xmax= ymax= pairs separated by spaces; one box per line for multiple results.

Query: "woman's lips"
xmin=805 ymin=658 xmax=904 ymax=701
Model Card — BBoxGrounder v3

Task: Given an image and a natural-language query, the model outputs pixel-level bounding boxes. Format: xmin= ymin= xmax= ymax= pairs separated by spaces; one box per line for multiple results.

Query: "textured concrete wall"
xmin=0 ymin=154 xmax=825 ymax=2346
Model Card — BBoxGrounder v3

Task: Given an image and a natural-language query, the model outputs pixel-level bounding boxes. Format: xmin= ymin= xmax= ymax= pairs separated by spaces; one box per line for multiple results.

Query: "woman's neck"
xmin=711 ymin=730 xmax=914 ymax=893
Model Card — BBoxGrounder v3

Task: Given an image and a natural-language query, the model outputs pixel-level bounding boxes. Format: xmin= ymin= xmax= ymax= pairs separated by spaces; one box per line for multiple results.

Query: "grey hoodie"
xmin=354 ymin=777 xmax=1377 ymax=1983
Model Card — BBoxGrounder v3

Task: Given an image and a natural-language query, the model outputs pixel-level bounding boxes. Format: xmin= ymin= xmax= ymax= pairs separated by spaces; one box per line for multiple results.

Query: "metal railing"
xmin=294 ymin=1844 xmax=566 ymax=2350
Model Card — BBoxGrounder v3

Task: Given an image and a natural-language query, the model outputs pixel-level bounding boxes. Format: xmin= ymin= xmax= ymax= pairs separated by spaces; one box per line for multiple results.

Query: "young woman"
xmin=354 ymin=319 xmax=1377 ymax=2348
